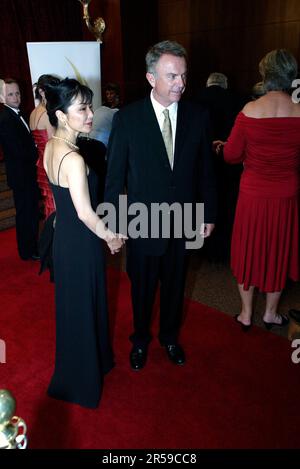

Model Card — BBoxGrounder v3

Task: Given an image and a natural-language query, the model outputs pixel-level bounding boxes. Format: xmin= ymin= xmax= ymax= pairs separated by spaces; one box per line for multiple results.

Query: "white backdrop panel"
xmin=26 ymin=41 xmax=101 ymax=108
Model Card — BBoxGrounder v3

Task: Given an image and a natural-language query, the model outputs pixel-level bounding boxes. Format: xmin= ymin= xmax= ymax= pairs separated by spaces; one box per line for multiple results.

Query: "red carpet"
xmin=0 ymin=228 xmax=299 ymax=449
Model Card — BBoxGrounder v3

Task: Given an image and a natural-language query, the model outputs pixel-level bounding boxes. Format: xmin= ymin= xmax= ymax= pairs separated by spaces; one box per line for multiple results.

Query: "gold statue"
xmin=78 ymin=0 xmax=106 ymax=43
xmin=0 ymin=390 xmax=27 ymax=449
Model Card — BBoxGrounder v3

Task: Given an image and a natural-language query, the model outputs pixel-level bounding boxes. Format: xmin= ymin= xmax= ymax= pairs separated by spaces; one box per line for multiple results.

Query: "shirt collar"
xmin=4 ymin=104 xmax=19 ymax=114
xmin=150 ymin=90 xmax=178 ymax=119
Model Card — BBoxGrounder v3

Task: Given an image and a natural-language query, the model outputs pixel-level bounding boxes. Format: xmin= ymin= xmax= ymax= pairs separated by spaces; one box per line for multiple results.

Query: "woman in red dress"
xmin=30 ymin=75 xmax=60 ymax=219
xmin=218 ymin=49 xmax=300 ymax=330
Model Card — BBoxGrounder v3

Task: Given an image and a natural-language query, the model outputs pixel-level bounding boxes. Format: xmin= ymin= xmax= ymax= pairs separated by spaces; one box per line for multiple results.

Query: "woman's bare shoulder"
xmin=38 ymin=110 xmax=49 ymax=126
xmin=59 ymin=149 xmax=84 ymax=169
xmin=44 ymin=142 xmax=81 ymax=163
xmin=242 ymin=93 xmax=300 ymax=118
xmin=241 ymin=100 xmax=259 ymax=117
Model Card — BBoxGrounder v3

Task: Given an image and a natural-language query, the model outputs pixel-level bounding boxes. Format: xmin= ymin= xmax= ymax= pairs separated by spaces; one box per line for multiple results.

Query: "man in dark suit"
xmin=104 ymin=41 xmax=217 ymax=370
xmin=0 ymin=78 xmax=39 ymax=260
xmin=198 ymin=73 xmax=243 ymax=264
xmin=197 ymin=72 xmax=237 ymax=141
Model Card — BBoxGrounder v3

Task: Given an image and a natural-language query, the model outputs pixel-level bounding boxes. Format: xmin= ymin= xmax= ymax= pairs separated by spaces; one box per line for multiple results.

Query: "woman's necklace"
xmin=52 ymin=135 xmax=79 ymax=151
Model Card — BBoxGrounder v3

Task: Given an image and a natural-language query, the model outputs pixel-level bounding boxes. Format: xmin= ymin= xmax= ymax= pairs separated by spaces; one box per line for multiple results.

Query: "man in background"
xmin=102 ymin=82 xmax=121 ymax=109
xmin=0 ymin=78 xmax=39 ymax=260
xmin=198 ymin=72 xmax=242 ymax=264
xmin=89 ymin=105 xmax=118 ymax=149
xmin=198 ymin=72 xmax=236 ymax=141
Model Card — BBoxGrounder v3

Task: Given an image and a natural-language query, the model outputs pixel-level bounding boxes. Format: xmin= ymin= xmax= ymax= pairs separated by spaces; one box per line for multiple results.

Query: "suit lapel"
xmin=5 ymin=105 xmax=19 ymax=121
xmin=5 ymin=106 xmax=31 ymax=139
xmin=5 ymin=106 xmax=26 ymax=129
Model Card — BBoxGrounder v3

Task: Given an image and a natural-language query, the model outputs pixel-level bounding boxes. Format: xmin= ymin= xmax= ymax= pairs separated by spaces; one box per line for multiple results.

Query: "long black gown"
xmin=47 ymin=156 xmax=114 ymax=408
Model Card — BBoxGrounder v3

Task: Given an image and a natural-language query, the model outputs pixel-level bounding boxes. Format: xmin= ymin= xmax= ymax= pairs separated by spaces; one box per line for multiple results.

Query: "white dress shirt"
xmin=150 ymin=90 xmax=177 ymax=158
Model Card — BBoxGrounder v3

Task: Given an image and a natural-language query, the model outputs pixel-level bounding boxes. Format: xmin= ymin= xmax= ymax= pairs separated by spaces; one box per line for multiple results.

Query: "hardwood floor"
xmin=186 ymin=253 xmax=300 ymax=339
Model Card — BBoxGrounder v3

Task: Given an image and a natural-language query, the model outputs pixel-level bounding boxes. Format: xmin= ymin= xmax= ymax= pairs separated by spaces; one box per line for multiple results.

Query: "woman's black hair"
xmin=45 ymin=78 xmax=93 ymax=127
xmin=34 ymin=74 xmax=60 ymax=101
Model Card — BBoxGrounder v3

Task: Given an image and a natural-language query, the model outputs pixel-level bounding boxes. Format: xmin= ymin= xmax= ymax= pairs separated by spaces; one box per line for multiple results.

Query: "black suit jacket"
xmin=0 ymin=106 xmax=38 ymax=189
xmin=197 ymin=86 xmax=239 ymax=140
xmin=104 ymin=96 xmax=217 ymax=255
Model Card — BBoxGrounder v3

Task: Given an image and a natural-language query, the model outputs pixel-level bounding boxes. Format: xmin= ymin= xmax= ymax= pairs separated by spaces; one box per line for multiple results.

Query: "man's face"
xmin=146 ymin=54 xmax=187 ymax=107
xmin=5 ymin=83 xmax=21 ymax=109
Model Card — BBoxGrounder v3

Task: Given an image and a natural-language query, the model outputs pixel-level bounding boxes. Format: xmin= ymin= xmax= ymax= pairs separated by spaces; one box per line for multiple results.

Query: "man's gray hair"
xmin=146 ymin=40 xmax=187 ymax=74
xmin=206 ymin=72 xmax=228 ymax=89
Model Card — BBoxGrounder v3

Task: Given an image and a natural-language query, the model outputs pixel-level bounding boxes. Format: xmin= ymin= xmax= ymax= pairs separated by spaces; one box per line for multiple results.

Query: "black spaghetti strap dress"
xmin=47 ymin=152 xmax=114 ymax=408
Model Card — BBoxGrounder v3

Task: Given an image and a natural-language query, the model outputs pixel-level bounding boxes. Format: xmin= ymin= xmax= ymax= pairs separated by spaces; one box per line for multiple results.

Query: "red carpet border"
xmin=0 ymin=228 xmax=299 ymax=449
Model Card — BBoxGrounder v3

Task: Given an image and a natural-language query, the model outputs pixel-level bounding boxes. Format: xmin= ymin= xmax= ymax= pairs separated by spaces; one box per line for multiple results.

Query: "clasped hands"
xmin=104 ymin=229 xmax=127 ymax=255
xmin=100 ymin=221 xmax=215 ymax=254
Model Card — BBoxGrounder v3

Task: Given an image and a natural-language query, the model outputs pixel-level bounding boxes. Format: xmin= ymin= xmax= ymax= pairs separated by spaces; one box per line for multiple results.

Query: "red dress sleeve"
xmin=223 ymin=112 xmax=246 ymax=164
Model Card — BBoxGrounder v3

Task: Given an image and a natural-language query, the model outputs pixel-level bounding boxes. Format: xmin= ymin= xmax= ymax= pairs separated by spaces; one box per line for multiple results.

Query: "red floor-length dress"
xmin=224 ymin=112 xmax=300 ymax=292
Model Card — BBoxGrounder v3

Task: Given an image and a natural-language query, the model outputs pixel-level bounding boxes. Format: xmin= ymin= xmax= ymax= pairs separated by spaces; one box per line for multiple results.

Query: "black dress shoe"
xmin=130 ymin=347 xmax=147 ymax=371
xmin=30 ymin=253 xmax=40 ymax=261
xmin=234 ymin=314 xmax=252 ymax=332
xmin=20 ymin=253 xmax=40 ymax=261
xmin=263 ymin=314 xmax=289 ymax=330
xmin=165 ymin=344 xmax=185 ymax=366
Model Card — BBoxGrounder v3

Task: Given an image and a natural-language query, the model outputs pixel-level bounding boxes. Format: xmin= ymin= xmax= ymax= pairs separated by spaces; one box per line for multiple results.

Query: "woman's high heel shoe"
xmin=234 ymin=314 xmax=252 ymax=332
xmin=263 ymin=314 xmax=289 ymax=330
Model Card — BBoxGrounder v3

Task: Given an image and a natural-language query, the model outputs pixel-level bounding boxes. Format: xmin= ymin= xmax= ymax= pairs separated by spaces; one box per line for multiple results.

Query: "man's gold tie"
xmin=162 ymin=108 xmax=173 ymax=169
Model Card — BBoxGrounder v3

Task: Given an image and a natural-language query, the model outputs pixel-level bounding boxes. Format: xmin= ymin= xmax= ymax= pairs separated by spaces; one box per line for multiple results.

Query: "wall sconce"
xmin=78 ymin=0 xmax=106 ymax=43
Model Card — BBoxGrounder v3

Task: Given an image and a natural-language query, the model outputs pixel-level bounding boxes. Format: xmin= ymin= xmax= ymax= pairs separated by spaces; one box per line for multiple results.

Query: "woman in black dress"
xmin=44 ymin=78 xmax=125 ymax=408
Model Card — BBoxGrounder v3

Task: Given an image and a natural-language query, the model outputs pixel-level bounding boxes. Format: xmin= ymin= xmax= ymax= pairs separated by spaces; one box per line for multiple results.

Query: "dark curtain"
xmin=0 ymin=0 xmax=83 ymax=113
xmin=120 ymin=0 xmax=159 ymax=103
